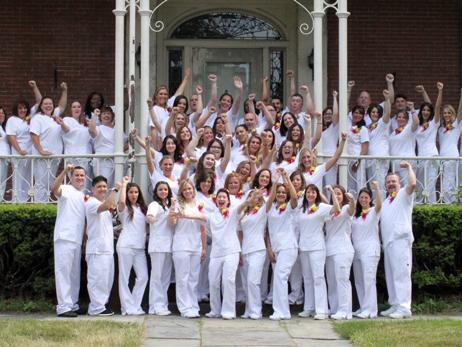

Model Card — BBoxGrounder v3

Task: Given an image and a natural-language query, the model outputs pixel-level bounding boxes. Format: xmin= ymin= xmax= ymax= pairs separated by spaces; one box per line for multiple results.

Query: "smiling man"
xmin=52 ymin=164 xmax=87 ymax=317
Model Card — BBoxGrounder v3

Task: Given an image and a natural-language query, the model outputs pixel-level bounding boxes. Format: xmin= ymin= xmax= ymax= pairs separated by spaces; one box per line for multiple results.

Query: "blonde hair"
xmin=297 ymin=147 xmax=317 ymax=171
xmin=442 ymin=104 xmax=456 ymax=126
xmin=177 ymin=179 xmax=196 ymax=210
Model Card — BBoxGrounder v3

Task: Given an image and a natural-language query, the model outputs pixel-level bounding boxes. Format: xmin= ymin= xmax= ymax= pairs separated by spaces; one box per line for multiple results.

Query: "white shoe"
xmin=264 ymin=299 xmax=273 ymax=305
xmin=269 ymin=314 xmax=282 ymax=321
xmin=356 ymin=311 xmax=371 ymax=319
xmin=240 ymin=314 xmax=250 ymax=319
xmin=249 ymin=314 xmax=261 ymax=320
xmin=222 ymin=314 xmax=235 ymax=320
xmin=352 ymin=309 xmax=362 ymax=317
xmin=205 ymin=312 xmax=221 ymax=318
xmin=389 ymin=310 xmax=411 ymax=319
xmin=298 ymin=310 xmax=315 ymax=318
xmin=330 ymin=313 xmax=347 ymax=320
xmin=380 ymin=306 xmax=396 ymax=317
xmin=184 ymin=312 xmax=200 ymax=318
xmin=156 ymin=310 xmax=171 ymax=316
xmin=313 ymin=313 xmax=328 ymax=320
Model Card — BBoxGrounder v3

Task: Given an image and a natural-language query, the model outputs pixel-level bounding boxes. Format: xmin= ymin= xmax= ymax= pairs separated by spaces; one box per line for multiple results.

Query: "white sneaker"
xmin=352 ymin=309 xmax=362 ymax=317
xmin=356 ymin=311 xmax=371 ymax=319
xmin=240 ymin=314 xmax=250 ymax=319
xmin=330 ymin=313 xmax=347 ymax=320
xmin=313 ymin=313 xmax=328 ymax=320
xmin=389 ymin=310 xmax=411 ymax=319
xmin=156 ymin=310 xmax=171 ymax=316
xmin=269 ymin=314 xmax=281 ymax=321
xmin=222 ymin=314 xmax=235 ymax=320
xmin=184 ymin=312 xmax=200 ymax=318
xmin=380 ymin=306 xmax=396 ymax=317
xmin=205 ymin=312 xmax=221 ymax=318
xmin=249 ymin=314 xmax=261 ymax=320
xmin=298 ymin=310 xmax=315 ymax=318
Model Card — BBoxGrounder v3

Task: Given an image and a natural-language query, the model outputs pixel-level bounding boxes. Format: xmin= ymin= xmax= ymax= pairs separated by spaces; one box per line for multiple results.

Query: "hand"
xmin=209 ymin=106 xmax=216 ymax=114
xmin=225 ymin=134 xmax=233 ymax=141
xmin=286 ymin=70 xmax=294 ymax=78
xmin=249 ymin=155 xmax=257 ymax=163
xmin=340 ymin=131 xmax=347 ymax=141
xmin=415 ymin=85 xmax=425 ymax=94
xmin=262 ymin=76 xmax=269 ymax=83
xmin=195 ymin=85 xmax=203 ymax=95
xmin=248 ymin=93 xmax=256 ymax=101
xmin=94 ymin=108 xmax=101 ymax=117
xmin=325 ymin=185 xmax=334 ymax=192
xmin=144 ymin=136 xmax=151 ymax=147
xmin=147 ymin=97 xmax=153 ymax=108
xmin=345 ymin=192 xmax=354 ymax=201
xmin=208 ymin=74 xmax=217 ymax=83
xmin=54 ymin=116 xmax=63 ymax=125
xmin=267 ymin=249 xmax=276 ymax=263
xmin=303 ymin=113 xmax=311 ymax=123
xmin=406 ymin=101 xmax=415 ymax=112
xmin=314 ymin=111 xmax=322 ymax=120
xmin=273 ymin=170 xmax=281 ymax=182
xmin=146 ymin=215 xmax=155 ymax=224
xmin=66 ymin=164 xmax=75 ymax=173
xmin=300 ymin=85 xmax=310 ymax=94
xmin=371 ymin=180 xmax=379 ymax=191
xmin=114 ymin=181 xmax=123 ymax=191
xmin=28 ymin=80 xmax=37 ymax=88
xmin=332 ymin=90 xmax=338 ymax=98
xmin=385 ymin=73 xmax=394 ymax=83
xmin=129 ymin=128 xmax=138 ymax=138
xmin=60 ymin=82 xmax=68 ymax=91
xmin=171 ymin=107 xmax=179 ymax=115
xmin=383 ymin=89 xmax=390 ymax=99
xmin=400 ymin=160 xmax=411 ymax=169
xmin=220 ymin=113 xmax=228 ymax=124
xmin=200 ymin=248 xmax=207 ymax=263
xmin=347 ymin=80 xmax=355 ymax=89
xmin=256 ymin=101 xmax=265 ymax=110
xmin=40 ymin=150 xmax=52 ymax=156
xmin=196 ymin=128 xmax=204 ymax=138
xmin=122 ymin=176 xmax=130 ymax=185
xmin=233 ymin=76 xmax=243 ymax=90
xmin=19 ymin=149 xmax=28 ymax=156
xmin=437 ymin=82 xmax=444 ymax=90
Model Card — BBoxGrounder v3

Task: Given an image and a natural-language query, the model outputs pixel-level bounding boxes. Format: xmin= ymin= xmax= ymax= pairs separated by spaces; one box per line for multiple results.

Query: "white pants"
xmin=33 ymin=158 xmax=60 ymax=202
xmin=117 ymin=247 xmax=148 ymax=315
xmin=242 ymin=250 xmax=266 ymax=317
xmin=300 ymin=249 xmax=328 ymax=314
xmin=348 ymin=160 xmax=366 ymax=197
xmin=260 ymin=254 xmax=270 ymax=300
xmin=416 ymin=159 xmax=439 ymax=204
xmin=10 ymin=157 xmax=31 ymax=202
xmin=236 ymin=266 xmax=246 ymax=302
xmin=86 ymin=253 xmax=114 ymax=315
xmin=208 ymin=253 xmax=239 ymax=317
xmin=324 ymin=164 xmax=338 ymax=188
xmin=367 ymin=159 xmax=389 ymax=199
xmin=0 ymin=158 xmax=8 ymax=201
xmin=92 ymin=158 xmax=114 ymax=188
xmin=288 ymin=254 xmax=304 ymax=304
xmin=441 ymin=160 xmax=457 ymax=203
xmin=384 ymin=239 xmax=413 ymax=313
xmin=54 ymin=240 xmax=81 ymax=315
xmin=149 ymin=252 xmax=172 ymax=314
xmin=353 ymin=253 xmax=380 ymax=316
xmin=326 ymin=253 xmax=354 ymax=316
xmin=198 ymin=240 xmax=211 ymax=298
xmin=173 ymin=251 xmax=201 ymax=316
xmin=272 ymin=248 xmax=298 ymax=318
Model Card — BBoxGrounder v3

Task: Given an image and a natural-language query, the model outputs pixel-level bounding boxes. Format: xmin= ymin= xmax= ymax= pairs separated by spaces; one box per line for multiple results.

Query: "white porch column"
xmin=138 ymin=0 xmax=151 ymax=196
xmin=113 ymin=0 xmax=126 ymax=184
xmin=312 ymin=0 xmax=324 ymax=150
xmin=337 ymin=0 xmax=350 ymax=188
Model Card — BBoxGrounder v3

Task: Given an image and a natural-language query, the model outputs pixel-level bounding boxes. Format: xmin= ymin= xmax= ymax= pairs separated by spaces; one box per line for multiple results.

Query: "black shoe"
xmin=58 ymin=310 xmax=78 ymax=318
xmin=98 ymin=308 xmax=114 ymax=316
xmin=73 ymin=308 xmax=87 ymax=315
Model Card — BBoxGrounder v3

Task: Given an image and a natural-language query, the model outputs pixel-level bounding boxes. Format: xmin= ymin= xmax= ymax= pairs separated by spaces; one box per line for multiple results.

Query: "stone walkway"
xmin=143 ymin=316 xmax=351 ymax=347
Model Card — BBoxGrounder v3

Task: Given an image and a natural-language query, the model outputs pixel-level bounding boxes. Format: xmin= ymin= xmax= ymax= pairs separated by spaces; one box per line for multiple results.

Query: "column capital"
xmin=312 ymin=11 xmax=325 ymax=18
xmin=336 ymin=11 xmax=350 ymax=19
xmin=138 ymin=9 xmax=152 ymax=16
xmin=113 ymin=9 xmax=127 ymax=16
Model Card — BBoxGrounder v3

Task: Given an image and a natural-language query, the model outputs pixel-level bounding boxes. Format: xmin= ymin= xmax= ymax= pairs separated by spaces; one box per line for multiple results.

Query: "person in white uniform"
xmin=351 ymin=181 xmax=382 ymax=319
xmin=239 ymin=187 xmax=268 ymax=319
xmin=379 ymin=161 xmax=416 ymax=319
xmin=205 ymin=188 xmax=250 ymax=319
xmin=297 ymin=184 xmax=339 ymax=319
xmin=322 ymin=91 xmax=339 ymax=188
xmin=30 ymin=96 xmax=64 ymax=202
xmin=51 ymin=164 xmax=86 ymax=317
xmin=6 ymin=100 xmax=33 ymax=202
xmin=0 ymin=107 xmax=11 ymax=200
xmin=117 ymin=177 xmax=148 ymax=315
xmin=146 ymin=181 xmax=175 ymax=316
xmin=325 ymin=185 xmax=355 ymax=320
xmin=266 ymin=169 xmax=299 ymax=320
xmin=169 ymin=180 xmax=207 ymax=318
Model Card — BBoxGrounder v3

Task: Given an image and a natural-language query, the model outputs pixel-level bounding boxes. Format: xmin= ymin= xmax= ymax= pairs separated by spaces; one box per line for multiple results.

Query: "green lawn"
xmin=334 ymin=319 xmax=462 ymax=347
xmin=0 ymin=319 xmax=144 ymax=347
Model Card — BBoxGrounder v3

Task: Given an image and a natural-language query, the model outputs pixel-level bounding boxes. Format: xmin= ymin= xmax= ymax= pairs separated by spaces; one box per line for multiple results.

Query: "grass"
xmin=334 ymin=319 xmax=462 ymax=347
xmin=0 ymin=298 xmax=54 ymax=313
xmin=0 ymin=319 xmax=144 ymax=347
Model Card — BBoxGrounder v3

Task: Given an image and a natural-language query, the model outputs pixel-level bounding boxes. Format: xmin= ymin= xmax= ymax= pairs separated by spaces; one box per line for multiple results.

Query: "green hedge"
xmin=0 ymin=204 xmax=460 ymax=300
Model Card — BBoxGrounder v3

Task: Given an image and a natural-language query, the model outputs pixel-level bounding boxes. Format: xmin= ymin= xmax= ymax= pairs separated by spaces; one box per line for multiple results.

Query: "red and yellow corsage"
xmin=211 ymin=194 xmax=217 ymax=204
xmin=250 ymin=204 xmax=261 ymax=215
xmin=308 ymin=204 xmax=318 ymax=214
xmin=235 ymin=190 xmax=244 ymax=199
xmin=369 ymin=122 xmax=378 ymax=131
xmin=198 ymin=202 xmax=204 ymax=212
xmin=361 ymin=208 xmax=369 ymax=220
xmin=389 ymin=191 xmax=397 ymax=203
xmin=277 ymin=203 xmax=287 ymax=214
xmin=286 ymin=156 xmax=296 ymax=164
xmin=297 ymin=191 xmax=304 ymax=198
xmin=351 ymin=126 xmax=360 ymax=134
xmin=273 ymin=122 xmax=281 ymax=130
xmin=394 ymin=127 xmax=404 ymax=135
xmin=220 ymin=207 xmax=230 ymax=218
xmin=443 ymin=124 xmax=454 ymax=133
xmin=422 ymin=122 xmax=429 ymax=131
xmin=332 ymin=211 xmax=341 ymax=219
xmin=83 ymin=194 xmax=90 ymax=202
xmin=306 ymin=166 xmax=316 ymax=175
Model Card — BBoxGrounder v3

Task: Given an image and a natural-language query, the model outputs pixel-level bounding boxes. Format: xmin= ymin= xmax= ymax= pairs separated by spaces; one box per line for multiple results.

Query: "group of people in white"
xmin=46 ymin=69 xmax=443 ymax=320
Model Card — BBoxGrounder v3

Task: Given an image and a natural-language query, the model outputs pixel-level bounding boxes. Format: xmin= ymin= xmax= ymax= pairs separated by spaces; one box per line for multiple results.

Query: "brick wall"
xmin=0 ymin=0 xmax=115 ymax=113
xmin=327 ymin=0 xmax=461 ymax=109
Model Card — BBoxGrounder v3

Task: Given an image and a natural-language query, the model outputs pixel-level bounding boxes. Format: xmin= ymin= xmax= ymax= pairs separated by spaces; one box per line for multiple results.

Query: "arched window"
xmin=171 ymin=12 xmax=282 ymax=40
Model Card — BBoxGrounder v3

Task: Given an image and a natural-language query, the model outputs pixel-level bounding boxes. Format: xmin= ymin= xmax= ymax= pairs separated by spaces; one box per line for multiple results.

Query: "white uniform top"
xmin=172 ymin=201 xmax=204 ymax=253
xmin=29 ymin=113 xmax=63 ymax=154
xmin=206 ymin=206 xmax=241 ymax=258
xmin=368 ymin=118 xmax=390 ymax=156
xmin=230 ymin=144 xmax=248 ymax=168
xmin=153 ymin=151 xmax=184 ymax=178
xmin=351 ymin=208 xmax=381 ymax=257
xmin=6 ymin=116 xmax=32 ymax=154
xmin=85 ymin=197 xmax=114 ymax=254
xmin=302 ymin=163 xmax=326 ymax=187
xmin=150 ymin=170 xmax=179 ymax=196
xmin=438 ymin=120 xmax=462 ymax=156
xmin=195 ymin=192 xmax=216 ymax=214
xmin=93 ymin=125 xmax=115 ymax=154
xmin=117 ymin=205 xmax=146 ymax=249
xmin=200 ymin=106 xmax=239 ymax=130
xmin=54 ymin=185 xmax=86 ymax=244
xmin=297 ymin=202 xmax=332 ymax=251
xmin=0 ymin=127 xmax=11 ymax=155
xmin=416 ymin=118 xmax=438 ymax=156
xmin=61 ymin=117 xmax=92 ymax=155
xmin=325 ymin=205 xmax=354 ymax=257
xmin=239 ymin=205 xmax=267 ymax=255
xmin=322 ymin=123 xmax=339 ymax=156
xmin=347 ymin=125 xmax=369 ymax=156
xmin=147 ymin=201 xmax=174 ymax=253
xmin=380 ymin=188 xmax=414 ymax=248
xmin=267 ymin=203 xmax=298 ymax=252
xmin=230 ymin=193 xmax=246 ymax=207
xmin=389 ymin=123 xmax=416 ymax=157
xmin=148 ymin=96 xmax=175 ymax=137
xmin=270 ymin=158 xmax=299 ymax=178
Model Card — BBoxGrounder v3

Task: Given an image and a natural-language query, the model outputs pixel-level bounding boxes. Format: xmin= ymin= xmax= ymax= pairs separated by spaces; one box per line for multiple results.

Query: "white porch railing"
xmin=0 ymin=154 xmax=460 ymax=204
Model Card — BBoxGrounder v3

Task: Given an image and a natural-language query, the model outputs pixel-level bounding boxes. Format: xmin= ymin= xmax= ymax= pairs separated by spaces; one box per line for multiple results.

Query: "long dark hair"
xmin=302 ymin=184 xmax=322 ymax=212
xmin=207 ymin=138 xmax=225 ymax=159
xmin=280 ymin=112 xmax=297 ymax=137
xmin=153 ymin=181 xmax=173 ymax=211
xmin=351 ymin=105 xmax=366 ymax=128
xmin=160 ymin=135 xmax=182 ymax=162
xmin=0 ymin=106 xmax=6 ymax=130
xmin=84 ymin=92 xmax=104 ymax=116
xmin=173 ymin=95 xmax=189 ymax=113
xmin=125 ymin=183 xmax=148 ymax=220
xmin=196 ymin=151 xmax=216 ymax=180
xmin=12 ymin=99 xmax=31 ymax=119
xmin=331 ymin=185 xmax=348 ymax=207
xmin=354 ymin=187 xmax=374 ymax=218
xmin=251 ymin=169 xmax=273 ymax=195
xmin=195 ymin=171 xmax=216 ymax=195
xmin=287 ymin=123 xmax=304 ymax=148
xmin=418 ymin=102 xmax=435 ymax=125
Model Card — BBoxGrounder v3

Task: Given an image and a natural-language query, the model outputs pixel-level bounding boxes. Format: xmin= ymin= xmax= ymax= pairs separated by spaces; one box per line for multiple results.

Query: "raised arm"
xmin=370 ymin=180 xmax=382 ymax=214
xmin=266 ymin=171 xmax=280 ymax=212
xmin=206 ymin=74 xmax=218 ymax=109
xmin=190 ymin=85 xmax=204 ymax=125
xmin=401 ymin=161 xmax=416 ymax=195
xmin=256 ymin=101 xmax=274 ymax=128
xmin=409 ymin=102 xmax=419 ymax=132
xmin=219 ymin=134 xmax=232 ymax=173
xmin=195 ymin=106 xmax=216 ymax=129
xmin=457 ymin=88 xmax=462 ymax=123
xmin=117 ymin=176 xmax=130 ymax=212
xmin=57 ymin=82 xmax=68 ymax=115
xmin=300 ymin=85 xmax=314 ymax=116
xmin=97 ymin=181 xmax=122 ymax=214
xmin=230 ymin=76 xmax=244 ymax=117
xmin=434 ymin=82 xmax=443 ymax=124
xmin=345 ymin=192 xmax=355 ymax=216
xmin=311 ymin=112 xmax=323 ymax=148
xmin=286 ymin=70 xmax=296 ymax=106
xmin=144 ymin=136 xmax=155 ymax=175
xmin=186 ymin=128 xmax=204 ymax=157
xmin=173 ymin=67 xmax=191 ymax=97
xmin=332 ymin=90 xmax=339 ymax=125
xmin=165 ymin=107 xmax=179 ymax=136
xmin=282 ymin=169 xmax=298 ymax=209
xmin=385 ymin=74 xmax=395 ymax=104
xmin=261 ymin=76 xmax=270 ymax=104
xmin=415 ymin=85 xmax=431 ymax=104
xmin=147 ymin=98 xmax=162 ymax=132
xmin=326 ymin=185 xmax=340 ymax=214
xmin=324 ymin=132 xmax=346 ymax=171
xmin=302 ymin=113 xmax=312 ymax=150
xmin=382 ymin=89 xmax=391 ymax=124
xmin=52 ymin=164 xmax=74 ymax=198
xmin=28 ymin=80 xmax=42 ymax=108
xmin=347 ymin=80 xmax=355 ymax=108
xmin=88 ymin=108 xmax=99 ymax=138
